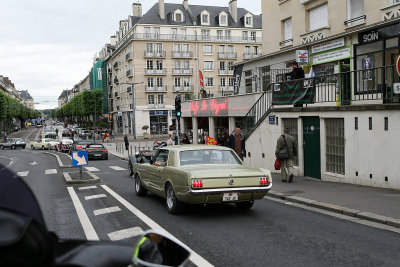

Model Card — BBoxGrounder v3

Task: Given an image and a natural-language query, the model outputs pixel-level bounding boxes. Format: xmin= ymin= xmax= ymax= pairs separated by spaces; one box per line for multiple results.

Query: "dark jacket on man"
xmin=286 ymin=67 xmax=305 ymax=80
xmin=275 ymin=134 xmax=297 ymax=159
xmin=227 ymin=133 xmax=246 ymax=159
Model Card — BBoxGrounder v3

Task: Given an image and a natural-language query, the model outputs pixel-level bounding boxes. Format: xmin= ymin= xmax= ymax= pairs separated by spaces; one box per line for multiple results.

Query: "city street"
xmin=1 ymin=127 xmax=399 ymax=266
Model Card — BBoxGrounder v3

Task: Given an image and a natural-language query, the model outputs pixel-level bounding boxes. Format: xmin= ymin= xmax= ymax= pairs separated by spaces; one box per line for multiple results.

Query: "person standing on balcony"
xmin=285 ymin=62 xmax=305 ymax=80
xmin=275 ymin=129 xmax=297 ymax=183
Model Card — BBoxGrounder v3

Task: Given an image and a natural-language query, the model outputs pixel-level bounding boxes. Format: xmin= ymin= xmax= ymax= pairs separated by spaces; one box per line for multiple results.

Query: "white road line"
xmin=101 ymin=185 xmax=214 ymax=267
xmin=17 ymin=171 xmax=29 ymax=177
xmin=84 ymin=194 xmax=107 ymax=200
xmin=107 ymin=227 xmax=144 ymax=241
xmin=109 ymin=166 xmax=126 ymax=171
xmin=67 ymin=187 xmax=99 ymax=241
xmin=93 ymin=206 xmax=121 ymax=216
xmin=0 ymin=156 xmax=14 ymax=172
xmin=84 ymin=167 xmax=100 ymax=172
xmin=78 ymin=186 xmax=98 ymax=190
xmin=45 ymin=169 xmax=57 ymax=175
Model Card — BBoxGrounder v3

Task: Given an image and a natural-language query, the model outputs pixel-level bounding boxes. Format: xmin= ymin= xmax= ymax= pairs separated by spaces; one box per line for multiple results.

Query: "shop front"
xmin=149 ymin=110 xmax=168 ymax=135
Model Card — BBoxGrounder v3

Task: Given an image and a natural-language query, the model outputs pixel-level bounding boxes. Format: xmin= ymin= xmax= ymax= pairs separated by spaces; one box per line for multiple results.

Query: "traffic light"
xmin=175 ymin=96 xmax=181 ymax=118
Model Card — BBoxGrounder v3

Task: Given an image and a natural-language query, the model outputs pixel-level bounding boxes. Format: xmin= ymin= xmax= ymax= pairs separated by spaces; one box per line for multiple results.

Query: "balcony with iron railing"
xmin=134 ymin=33 xmax=262 ymax=44
xmin=125 ymin=52 xmax=132 ymax=62
xmin=241 ymin=65 xmax=400 ymax=138
xmin=144 ymin=68 xmax=167 ymax=75
xmin=172 ymin=68 xmax=194 ymax=75
xmin=279 ymin=39 xmax=293 ymax=48
xmin=145 ymin=85 xmax=167 ymax=92
xmin=218 ymin=52 xmax=237 ymax=59
xmin=218 ymin=68 xmax=234 ymax=75
xmin=219 ymin=86 xmax=234 ymax=92
xmin=144 ymin=51 xmax=166 ymax=58
xmin=243 ymin=53 xmax=262 ymax=59
xmin=344 ymin=15 xmax=366 ymax=27
xmin=173 ymin=85 xmax=194 ymax=92
xmin=126 ymin=69 xmax=133 ymax=78
xmin=171 ymin=51 xmax=193 ymax=58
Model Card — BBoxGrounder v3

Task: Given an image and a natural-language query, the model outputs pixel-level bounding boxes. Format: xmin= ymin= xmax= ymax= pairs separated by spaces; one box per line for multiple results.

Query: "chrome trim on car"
xmin=188 ymin=185 xmax=272 ymax=195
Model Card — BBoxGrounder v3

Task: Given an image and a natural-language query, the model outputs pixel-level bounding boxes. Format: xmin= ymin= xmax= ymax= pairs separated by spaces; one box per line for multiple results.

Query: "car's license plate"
xmin=222 ymin=192 xmax=238 ymax=201
xmin=94 ymin=154 xmax=101 ymax=156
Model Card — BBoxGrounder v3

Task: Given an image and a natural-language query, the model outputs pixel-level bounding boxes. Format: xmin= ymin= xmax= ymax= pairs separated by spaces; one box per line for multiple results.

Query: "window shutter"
xmin=284 ymin=19 xmax=292 ymax=40
xmin=309 ymin=4 xmax=328 ymax=31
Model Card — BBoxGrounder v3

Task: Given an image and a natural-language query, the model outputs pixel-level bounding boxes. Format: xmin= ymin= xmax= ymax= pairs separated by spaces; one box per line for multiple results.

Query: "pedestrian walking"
xmin=111 ymin=130 xmax=115 ymax=140
xmin=101 ymin=133 xmax=105 ymax=143
xmin=166 ymin=134 xmax=174 ymax=146
xmin=105 ymin=132 xmax=109 ymax=142
xmin=124 ymin=134 xmax=129 ymax=150
xmin=3 ymin=132 xmax=7 ymax=142
xmin=275 ymin=129 xmax=298 ymax=183
xmin=227 ymin=127 xmax=246 ymax=160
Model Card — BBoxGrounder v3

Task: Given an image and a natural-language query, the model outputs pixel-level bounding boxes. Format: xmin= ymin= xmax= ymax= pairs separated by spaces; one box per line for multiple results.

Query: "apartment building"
xmin=0 ymin=76 xmax=22 ymax=101
xmin=18 ymin=90 xmax=34 ymax=110
xmin=236 ymin=0 xmax=400 ymax=189
xmin=106 ymin=0 xmax=262 ymax=136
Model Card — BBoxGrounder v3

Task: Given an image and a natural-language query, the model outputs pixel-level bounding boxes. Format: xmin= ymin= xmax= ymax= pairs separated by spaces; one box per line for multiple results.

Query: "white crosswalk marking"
xmin=17 ymin=171 xmax=29 ymax=177
xmin=45 ymin=169 xmax=57 ymax=175
xmin=109 ymin=166 xmax=126 ymax=171
xmin=78 ymin=186 xmax=98 ymax=190
xmin=84 ymin=167 xmax=100 ymax=172
xmin=107 ymin=227 xmax=144 ymax=241
xmin=93 ymin=206 xmax=121 ymax=216
xmin=84 ymin=194 xmax=107 ymax=200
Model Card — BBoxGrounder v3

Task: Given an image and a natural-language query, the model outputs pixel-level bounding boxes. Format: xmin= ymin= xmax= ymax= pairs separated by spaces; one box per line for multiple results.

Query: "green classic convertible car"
xmin=129 ymin=145 xmax=272 ymax=214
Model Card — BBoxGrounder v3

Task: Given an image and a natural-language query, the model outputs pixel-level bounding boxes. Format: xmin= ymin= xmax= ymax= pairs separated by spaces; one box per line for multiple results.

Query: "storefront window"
xmin=150 ymin=111 xmax=168 ymax=135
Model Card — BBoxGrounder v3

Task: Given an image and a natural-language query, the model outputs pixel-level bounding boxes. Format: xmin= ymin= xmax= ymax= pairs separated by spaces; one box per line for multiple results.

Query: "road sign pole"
xmin=79 ymin=166 xmax=82 ymax=177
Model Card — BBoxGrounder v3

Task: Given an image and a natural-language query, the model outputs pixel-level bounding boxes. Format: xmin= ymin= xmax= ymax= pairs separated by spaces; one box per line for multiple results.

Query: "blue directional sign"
xmin=72 ymin=151 xmax=88 ymax=167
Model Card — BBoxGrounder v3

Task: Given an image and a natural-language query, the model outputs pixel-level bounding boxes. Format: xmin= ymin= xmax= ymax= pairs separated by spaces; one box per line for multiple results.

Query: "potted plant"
xmin=142 ymin=125 xmax=150 ymax=139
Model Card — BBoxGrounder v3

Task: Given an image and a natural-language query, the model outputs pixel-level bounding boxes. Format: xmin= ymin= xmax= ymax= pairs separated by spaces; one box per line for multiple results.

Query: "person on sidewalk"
xmin=3 ymin=132 xmax=7 ymax=142
xmin=227 ymin=127 xmax=246 ymax=160
xmin=275 ymin=129 xmax=297 ymax=183
xmin=105 ymin=131 xmax=109 ymax=142
xmin=124 ymin=134 xmax=129 ymax=151
xmin=166 ymin=134 xmax=174 ymax=146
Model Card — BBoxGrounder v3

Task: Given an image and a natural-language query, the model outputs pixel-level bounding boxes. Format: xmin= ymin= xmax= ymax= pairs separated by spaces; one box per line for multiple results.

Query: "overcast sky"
xmin=0 ymin=0 xmax=261 ymax=110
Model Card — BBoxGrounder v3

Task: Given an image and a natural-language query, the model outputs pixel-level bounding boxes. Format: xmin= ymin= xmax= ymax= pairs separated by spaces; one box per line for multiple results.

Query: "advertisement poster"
xmin=233 ymin=64 xmax=244 ymax=95
xmin=362 ymin=58 xmax=374 ymax=80
xmin=296 ymin=50 xmax=309 ymax=64
xmin=272 ymin=80 xmax=315 ymax=105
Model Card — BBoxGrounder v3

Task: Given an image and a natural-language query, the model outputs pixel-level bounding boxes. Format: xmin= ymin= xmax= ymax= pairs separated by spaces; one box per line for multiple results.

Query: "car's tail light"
xmin=259 ymin=177 xmax=270 ymax=186
xmin=76 ymin=145 xmax=82 ymax=149
xmin=191 ymin=179 xmax=203 ymax=189
xmin=102 ymin=150 xmax=107 ymax=152
xmin=88 ymin=150 xmax=93 ymax=152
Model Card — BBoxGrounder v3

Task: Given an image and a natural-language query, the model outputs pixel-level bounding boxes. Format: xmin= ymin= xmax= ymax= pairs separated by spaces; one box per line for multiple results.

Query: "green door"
xmin=303 ymin=117 xmax=321 ymax=179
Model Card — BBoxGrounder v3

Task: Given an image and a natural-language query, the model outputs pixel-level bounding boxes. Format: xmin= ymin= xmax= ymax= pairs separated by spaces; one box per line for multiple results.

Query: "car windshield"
xmin=45 ymin=139 xmax=55 ymax=142
xmin=14 ymin=138 xmax=24 ymax=141
xmin=179 ymin=149 xmax=242 ymax=166
xmin=89 ymin=145 xmax=104 ymax=148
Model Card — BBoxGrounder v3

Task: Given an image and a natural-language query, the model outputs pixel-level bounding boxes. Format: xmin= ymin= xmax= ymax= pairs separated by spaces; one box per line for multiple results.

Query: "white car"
xmin=56 ymin=138 xmax=74 ymax=153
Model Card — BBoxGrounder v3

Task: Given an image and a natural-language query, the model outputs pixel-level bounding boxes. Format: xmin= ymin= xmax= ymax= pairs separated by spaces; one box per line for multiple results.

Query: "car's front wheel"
xmin=31 ymin=145 xmax=35 ymax=150
xmin=11 ymin=145 xmax=16 ymax=149
xmin=0 ymin=145 xmax=3 ymax=149
xmin=42 ymin=145 xmax=45 ymax=150
xmin=166 ymin=183 xmax=184 ymax=214
xmin=235 ymin=201 xmax=254 ymax=210
xmin=134 ymin=175 xmax=147 ymax=196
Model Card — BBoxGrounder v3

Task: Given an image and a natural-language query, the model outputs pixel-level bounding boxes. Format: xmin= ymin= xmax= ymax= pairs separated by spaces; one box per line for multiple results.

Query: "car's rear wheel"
xmin=0 ymin=145 xmax=3 ymax=149
xmin=31 ymin=145 xmax=34 ymax=150
xmin=235 ymin=201 xmax=254 ymax=210
xmin=166 ymin=183 xmax=184 ymax=214
xmin=134 ymin=175 xmax=147 ymax=196
xmin=11 ymin=145 xmax=16 ymax=149
xmin=22 ymin=146 xmax=25 ymax=149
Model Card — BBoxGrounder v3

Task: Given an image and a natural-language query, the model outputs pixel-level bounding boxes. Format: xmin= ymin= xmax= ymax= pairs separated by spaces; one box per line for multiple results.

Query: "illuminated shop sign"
xmin=190 ymin=98 xmax=229 ymax=116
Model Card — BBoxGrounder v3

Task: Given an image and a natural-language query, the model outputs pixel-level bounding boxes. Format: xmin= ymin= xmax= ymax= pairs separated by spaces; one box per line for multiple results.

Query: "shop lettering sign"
xmin=358 ymin=23 xmax=400 ymax=45
xmin=312 ymin=38 xmax=345 ymax=54
xmin=190 ymin=98 xmax=229 ymax=116
xmin=312 ymin=47 xmax=351 ymax=65
xmin=272 ymin=80 xmax=316 ymax=105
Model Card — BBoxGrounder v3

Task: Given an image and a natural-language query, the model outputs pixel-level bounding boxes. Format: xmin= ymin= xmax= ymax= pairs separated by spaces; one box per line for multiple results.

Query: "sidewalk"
xmin=269 ymin=173 xmax=400 ymax=226
xmin=104 ymin=140 xmax=154 ymax=160
xmin=105 ymin=143 xmax=400 ymax=227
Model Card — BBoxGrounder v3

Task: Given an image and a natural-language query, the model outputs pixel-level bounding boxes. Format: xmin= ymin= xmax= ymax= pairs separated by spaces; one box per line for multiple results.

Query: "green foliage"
xmin=97 ymin=121 xmax=107 ymax=128
xmin=0 ymin=91 xmax=40 ymax=125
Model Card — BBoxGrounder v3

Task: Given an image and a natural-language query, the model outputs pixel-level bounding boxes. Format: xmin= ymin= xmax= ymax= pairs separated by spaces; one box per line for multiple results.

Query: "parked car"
xmin=56 ymin=138 xmax=74 ymax=153
xmin=70 ymin=140 xmax=92 ymax=155
xmin=129 ymin=145 xmax=272 ymax=214
xmin=86 ymin=144 xmax=108 ymax=160
xmin=0 ymin=138 xmax=26 ymax=149
xmin=30 ymin=138 xmax=58 ymax=150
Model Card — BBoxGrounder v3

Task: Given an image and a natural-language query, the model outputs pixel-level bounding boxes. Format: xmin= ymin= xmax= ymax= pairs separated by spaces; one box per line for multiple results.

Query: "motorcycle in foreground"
xmin=0 ymin=165 xmax=191 ymax=267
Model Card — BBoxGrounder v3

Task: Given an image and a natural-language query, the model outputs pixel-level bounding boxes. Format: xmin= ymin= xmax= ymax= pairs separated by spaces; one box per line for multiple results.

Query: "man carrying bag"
xmin=275 ymin=129 xmax=297 ymax=183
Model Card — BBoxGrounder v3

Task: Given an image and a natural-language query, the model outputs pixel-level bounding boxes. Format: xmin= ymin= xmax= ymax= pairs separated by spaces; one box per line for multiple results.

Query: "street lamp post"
xmin=121 ymin=82 xmax=144 ymax=140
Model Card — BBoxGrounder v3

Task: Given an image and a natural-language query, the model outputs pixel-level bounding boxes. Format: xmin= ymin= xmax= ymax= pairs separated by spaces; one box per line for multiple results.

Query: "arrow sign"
xmin=29 ymin=161 xmax=38 ymax=165
xmin=72 ymin=151 xmax=88 ymax=167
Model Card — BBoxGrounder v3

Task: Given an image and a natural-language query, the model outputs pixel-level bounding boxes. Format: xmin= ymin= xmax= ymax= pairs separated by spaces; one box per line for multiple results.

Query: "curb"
xmin=42 ymin=151 xmax=72 ymax=168
xmin=63 ymin=171 xmax=100 ymax=184
xmin=267 ymin=190 xmax=400 ymax=228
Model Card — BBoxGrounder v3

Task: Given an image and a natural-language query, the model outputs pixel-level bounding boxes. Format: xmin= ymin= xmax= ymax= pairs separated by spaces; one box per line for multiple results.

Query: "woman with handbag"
xmin=275 ymin=129 xmax=297 ymax=183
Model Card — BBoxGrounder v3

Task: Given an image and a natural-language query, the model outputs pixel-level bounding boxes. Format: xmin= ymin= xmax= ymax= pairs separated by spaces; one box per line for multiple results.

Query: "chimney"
xmin=132 ymin=2 xmax=142 ymax=17
xmin=229 ymin=0 xmax=237 ymax=23
xmin=183 ymin=0 xmax=189 ymax=10
xmin=159 ymin=0 xmax=165 ymax=20
xmin=110 ymin=36 xmax=117 ymax=46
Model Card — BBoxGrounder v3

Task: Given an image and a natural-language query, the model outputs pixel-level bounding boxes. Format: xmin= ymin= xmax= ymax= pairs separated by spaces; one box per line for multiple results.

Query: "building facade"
xmin=236 ymin=0 xmax=400 ymax=189
xmin=18 ymin=90 xmax=34 ymax=110
xmin=106 ymin=0 xmax=262 ymax=136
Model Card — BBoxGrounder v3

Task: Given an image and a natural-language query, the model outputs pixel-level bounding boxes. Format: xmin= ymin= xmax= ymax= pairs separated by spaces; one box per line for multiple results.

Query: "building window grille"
xmin=282 ymin=118 xmax=298 ymax=166
xmin=384 ymin=117 xmax=388 ymax=131
xmin=355 ymin=117 xmax=358 ymax=130
xmin=369 ymin=117 xmax=372 ymax=130
xmin=326 ymin=118 xmax=345 ymax=175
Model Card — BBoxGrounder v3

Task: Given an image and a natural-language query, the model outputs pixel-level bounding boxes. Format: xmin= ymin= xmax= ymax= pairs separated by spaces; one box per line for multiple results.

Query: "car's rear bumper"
xmin=188 ymin=185 xmax=272 ymax=195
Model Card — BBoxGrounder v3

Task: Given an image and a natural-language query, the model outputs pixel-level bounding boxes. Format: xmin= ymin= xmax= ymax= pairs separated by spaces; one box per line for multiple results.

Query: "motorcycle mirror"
xmin=131 ymin=230 xmax=191 ymax=267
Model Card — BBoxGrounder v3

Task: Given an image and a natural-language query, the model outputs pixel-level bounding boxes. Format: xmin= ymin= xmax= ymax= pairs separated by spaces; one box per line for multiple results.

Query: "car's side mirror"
xmin=131 ymin=230 xmax=191 ymax=267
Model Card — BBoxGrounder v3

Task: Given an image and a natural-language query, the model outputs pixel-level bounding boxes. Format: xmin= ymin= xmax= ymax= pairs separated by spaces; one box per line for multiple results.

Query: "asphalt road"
xmin=1 ymin=127 xmax=400 ymax=266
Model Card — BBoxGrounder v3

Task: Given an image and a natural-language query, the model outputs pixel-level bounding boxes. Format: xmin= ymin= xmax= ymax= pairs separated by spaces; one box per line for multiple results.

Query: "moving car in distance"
xmin=129 ymin=145 xmax=272 ymax=214
xmin=0 ymin=138 xmax=26 ymax=149
xmin=30 ymin=138 xmax=58 ymax=150
xmin=56 ymin=138 xmax=74 ymax=153
xmin=86 ymin=144 xmax=108 ymax=160
xmin=70 ymin=140 xmax=92 ymax=155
